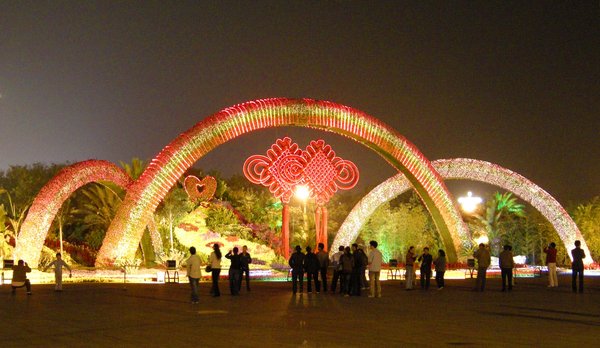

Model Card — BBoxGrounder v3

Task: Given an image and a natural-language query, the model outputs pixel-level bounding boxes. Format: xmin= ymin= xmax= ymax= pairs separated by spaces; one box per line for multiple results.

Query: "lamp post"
xmin=294 ymin=185 xmax=310 ymax=239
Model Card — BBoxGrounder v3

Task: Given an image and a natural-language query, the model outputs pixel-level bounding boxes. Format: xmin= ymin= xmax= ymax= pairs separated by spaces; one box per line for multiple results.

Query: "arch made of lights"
xmin=332 ymin=158 xmax=593 ymax=264
xmin=15 ymin=160 xmax=133 ymax=266
xmin=96 ymin=98 xmax=469 ymax=265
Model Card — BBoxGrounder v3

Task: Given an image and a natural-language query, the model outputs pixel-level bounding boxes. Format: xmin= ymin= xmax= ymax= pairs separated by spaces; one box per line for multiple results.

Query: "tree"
xmin=155 ymin=186 xmax=194 ymax=254
xmin=120 ymin=157 xmax=147 ymax=180
xmin=358 ymin=193 xmax=438 ymax=263
xmin=70 ymin=183 xmax=122 ymax=250
xmin=476 ymin=192 xmax=525 ymax=256
xmin=572 ymin=196 xmax=600 ymax=262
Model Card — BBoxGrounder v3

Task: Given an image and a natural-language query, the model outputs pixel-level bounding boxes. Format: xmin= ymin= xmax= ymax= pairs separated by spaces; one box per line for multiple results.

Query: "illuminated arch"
xmin=15 ymin=160 xmax=133 ymax=266
xmin=333 ymin=158 xmax=593 ymax=264
xmin=97 ymin=98 xmax=469 ymax=265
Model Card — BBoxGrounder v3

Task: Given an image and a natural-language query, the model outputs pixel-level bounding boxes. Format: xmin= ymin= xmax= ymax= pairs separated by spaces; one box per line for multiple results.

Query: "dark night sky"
xmin=0 ymin=1 xmax=598 ymax=205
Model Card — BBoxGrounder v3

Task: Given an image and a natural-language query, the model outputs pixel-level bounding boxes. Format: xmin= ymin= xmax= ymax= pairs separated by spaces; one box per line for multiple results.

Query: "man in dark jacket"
xmin=225 ymin=247 xmax=242 ymax=296
xmin=571 ymin=240 xmax=586 ymax=293
xmin=289 ymin=245 xmax=305 ymax=294
xmin=351 ymin=244 xmax=363 ymax=296
xmin=340 ymin=247 xmax=354 ymax=296
xmin=304 ymin=246 xmax=321 ymax=293
xmin=239 ymin=245 xmax=252 ymax=291
xmin=418 ymin=247 xmax=433 ymax=290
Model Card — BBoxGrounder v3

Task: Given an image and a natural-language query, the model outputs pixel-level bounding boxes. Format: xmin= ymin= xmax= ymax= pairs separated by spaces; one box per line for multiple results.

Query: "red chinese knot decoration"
xmin=243 ymin=137 xmax=305 ymax=203
xmin=243 ymin=137 xmax=359 ymax=255
xmin=302 ymin=139 xmax=359 ymax=205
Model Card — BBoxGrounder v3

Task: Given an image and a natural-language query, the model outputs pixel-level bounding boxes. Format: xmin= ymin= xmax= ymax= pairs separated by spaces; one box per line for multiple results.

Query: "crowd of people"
xmin=288 ymin=241 xmax=383 ymax=297
xmin=7 ymin=239 xmax=589 ymax=302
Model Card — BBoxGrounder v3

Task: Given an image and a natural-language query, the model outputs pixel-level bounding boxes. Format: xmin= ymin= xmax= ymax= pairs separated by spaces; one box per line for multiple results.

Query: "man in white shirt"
xmin=186 ymin=247 xmax=202 ymax=304
xmin=368 ymin=240 xmax=383 ymax=298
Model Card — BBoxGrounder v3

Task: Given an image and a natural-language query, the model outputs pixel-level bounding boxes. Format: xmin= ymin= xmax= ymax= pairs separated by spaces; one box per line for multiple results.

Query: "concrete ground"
xmin=1 ymin=274 xmax=598 ymax=347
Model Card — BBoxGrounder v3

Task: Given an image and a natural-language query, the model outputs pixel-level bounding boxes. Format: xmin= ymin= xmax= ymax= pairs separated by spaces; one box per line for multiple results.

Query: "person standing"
xmin=289 ymin=245 xmax=305 ymax=294
xmin=239 ymin=245 xmax=252 ymax=292
xmin=418 ymin=247 xmax=433 ymax=290
xmin=405 ymin=246 xmax=417 ymax=290
xmin=543 ymin=242 xmax=558 ymax=288
xmin=316 ymin=243 xmax=330 ymax=293
xmin=330 ymin=246 xmax=344 ymax=293
xmin=433 ymin=249 xmax=446 ymax=290
xmin=209 ymin=243 xmax=222 ymax=297
xmin=304 ymin=246 xmax=321 ymax=293
xmin=350 ymin=244 xmax=364 ymax=296
xmin=185 ymin=247 xmax=202 ymax=304
xmin=571 ymin=240 xmax=586 ymax=293
xmin=367 ymin=240 xmax=383 ymax=298
xmin=357 ymin=247 xmax=369 ymax=290
xmin=225 ymin=247 xmax=242 ymax=295
xmin=473 ymin=243 xmax=491 ymax=291
xmin=11 ymin=260 xmax=32 ymax=295
xmin=339 ymin=247 xmax=354 ymax=296
xmin=499 ymin=245 xmax=514 ymax=292
xmin=43 ymin=252 xmax=72 ymax=292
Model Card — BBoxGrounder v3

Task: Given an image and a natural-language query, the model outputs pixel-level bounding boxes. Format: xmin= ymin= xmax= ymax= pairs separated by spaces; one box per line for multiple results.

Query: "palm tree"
xmin=0 ymin=188 xmax=30 ymax=258
xmin=120 ymin=158 xmax=146 ymax=180
xmin=71 ymin=184 xmax=122 ymax=250
xmin=477 ymin=192 xmax=525 ymax=255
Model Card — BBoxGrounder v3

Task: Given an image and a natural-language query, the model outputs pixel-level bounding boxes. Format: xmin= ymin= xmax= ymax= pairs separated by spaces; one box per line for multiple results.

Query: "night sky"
xmin=1 ymin=1 xmax=598 ymax=205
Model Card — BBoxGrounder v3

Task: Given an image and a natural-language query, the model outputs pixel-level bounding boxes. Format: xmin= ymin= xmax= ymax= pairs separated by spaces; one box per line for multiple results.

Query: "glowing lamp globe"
xmin=458 ymin=191 xmax=482 ymax=213
xmin=295 ymin=185 xmax=310 ymax=201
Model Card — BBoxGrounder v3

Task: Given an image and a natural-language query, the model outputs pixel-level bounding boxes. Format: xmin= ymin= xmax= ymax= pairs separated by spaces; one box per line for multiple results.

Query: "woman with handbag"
xmin=209 ymin=243 xmax=222 ymax=297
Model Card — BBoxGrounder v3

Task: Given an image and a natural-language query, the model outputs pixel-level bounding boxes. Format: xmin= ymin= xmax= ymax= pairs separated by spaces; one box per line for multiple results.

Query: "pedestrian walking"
xmin=543 ymin=242 xmax=558 ymax=287
xmin=367 ymin=240 xmax=382 ymax=298
xmin=42 ymin=252 xmax=72 ymax=291
xmin=433 ymin=249 xmax=446 ymax=290
xmin=571 ymin=240 xmax=586 ymax=293
xmin=185 ymin=247 xmax=202 ymax=304
xmin=499 ymin=245 xmax=514 ymax=291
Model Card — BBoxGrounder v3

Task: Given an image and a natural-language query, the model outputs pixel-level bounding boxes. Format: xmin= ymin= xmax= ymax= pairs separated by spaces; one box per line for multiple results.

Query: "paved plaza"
xmin=1 ymin=275 xmax=598 ymax=347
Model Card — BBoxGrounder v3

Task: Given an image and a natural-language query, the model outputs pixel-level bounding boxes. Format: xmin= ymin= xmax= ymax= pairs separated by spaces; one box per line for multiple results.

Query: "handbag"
xmin=205 ymin=265 xmax=212 ymax=272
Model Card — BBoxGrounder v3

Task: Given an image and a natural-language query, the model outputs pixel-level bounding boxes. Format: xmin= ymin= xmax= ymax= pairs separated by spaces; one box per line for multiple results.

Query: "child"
xmin=43 ymin=253 xmax=72 ymax=291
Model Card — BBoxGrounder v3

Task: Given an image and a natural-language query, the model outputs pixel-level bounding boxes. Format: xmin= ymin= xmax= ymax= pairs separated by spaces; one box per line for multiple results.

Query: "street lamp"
xmin=458 ymin=191 xmax=483 ymax=213
xmin=294 ymin=185 xmax=310 ymax=201
xmin=294 ymin=185 xmax=310 ymax=239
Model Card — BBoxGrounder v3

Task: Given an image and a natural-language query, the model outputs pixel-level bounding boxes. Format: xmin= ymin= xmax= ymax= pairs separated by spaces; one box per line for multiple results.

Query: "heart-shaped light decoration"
xmin=184 ymin=175 xmax=217 ymax=203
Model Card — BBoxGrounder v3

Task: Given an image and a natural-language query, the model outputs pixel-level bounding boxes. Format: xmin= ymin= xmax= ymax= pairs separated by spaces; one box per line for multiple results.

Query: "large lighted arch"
xmin=97 ymin=98 xmax=469 ymax=265
xmin=15 ymin=160 xmax=133 ymax=266
xmin=332 ymin=158 xmax=593 ymax=264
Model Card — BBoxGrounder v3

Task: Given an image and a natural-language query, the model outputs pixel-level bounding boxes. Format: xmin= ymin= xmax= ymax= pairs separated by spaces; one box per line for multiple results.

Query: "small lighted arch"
xmin=332 ymin=158 xmax=593 ymax=264
xmin=97 ymin=98 xmax=469 ymax=265
xmin=15 ymin=160 xmax=133 ymax=266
